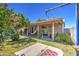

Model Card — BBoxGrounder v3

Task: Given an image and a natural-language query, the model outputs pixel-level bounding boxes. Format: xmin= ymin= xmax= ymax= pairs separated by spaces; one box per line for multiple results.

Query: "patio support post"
xmin=37 ymin=25 xmax=40 ymax=38
xmin=52 ymin=23 xmax=54 ymax=40
xmin=47 ymin=26 xmax=50 ymax=37
xmin=62 ymin=23 xmax=64 ymax=33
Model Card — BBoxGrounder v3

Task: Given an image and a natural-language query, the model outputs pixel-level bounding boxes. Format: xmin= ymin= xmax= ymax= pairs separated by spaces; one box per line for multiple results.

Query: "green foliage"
xmin=36 ymin=18 xmax=46 ymax=22
xmin=54 ymin=33 xmax=74 ymax=45
xmin=11 ymin=33 xmax=19 ymax=41
xmin=0 ymin=4 xmax=14 ymax=42
xmin=14 ymin=13 xmax=30 ymax=29
xmin=0 ymin=4 xmax=30 ymax=42
xmin=0 ymin=34 xmax=4 ymax=46
xmin=59 ymin=33 xmax=68 ymax=43
xmin=59 ymin=33 xmax=74 ymax=45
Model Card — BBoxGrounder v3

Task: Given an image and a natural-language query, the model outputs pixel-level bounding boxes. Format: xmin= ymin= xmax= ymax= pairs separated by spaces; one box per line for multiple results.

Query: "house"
xmin=26 ymin=18 xmax=65 ymax=40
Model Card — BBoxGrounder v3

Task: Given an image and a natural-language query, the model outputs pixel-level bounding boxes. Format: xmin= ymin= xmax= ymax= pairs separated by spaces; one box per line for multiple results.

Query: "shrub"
xmin=11 ymin=33 xmax=19 ymax=41
xmin=0 ymin=33 xmax=5 ymax=47
xmin=54 ymin=33 xmax=74 ymax=45
xmin=60 ymin=33 xmax=74 ymax=45
xmin=59 ymin=33 xmax=69 ymax=43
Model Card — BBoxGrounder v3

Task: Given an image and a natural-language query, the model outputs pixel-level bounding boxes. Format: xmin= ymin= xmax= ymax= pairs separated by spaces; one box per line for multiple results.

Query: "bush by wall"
xmin=54 ymin=33 xmax=74 ymax=45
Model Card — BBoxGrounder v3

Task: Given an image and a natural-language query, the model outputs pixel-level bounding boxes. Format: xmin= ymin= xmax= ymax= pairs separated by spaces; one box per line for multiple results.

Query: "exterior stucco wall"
xmin=70 ymin=27 xmax=76 ymax=43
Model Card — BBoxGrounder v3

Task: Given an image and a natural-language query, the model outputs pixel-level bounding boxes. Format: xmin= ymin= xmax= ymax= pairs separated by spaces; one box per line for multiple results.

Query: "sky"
xmin=8 ymin=3 xmax=76 ymax=28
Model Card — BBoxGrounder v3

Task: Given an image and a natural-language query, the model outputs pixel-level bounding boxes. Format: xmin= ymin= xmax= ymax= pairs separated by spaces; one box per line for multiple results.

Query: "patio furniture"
xmin=31 ymin=30 xmax=37 ymax=35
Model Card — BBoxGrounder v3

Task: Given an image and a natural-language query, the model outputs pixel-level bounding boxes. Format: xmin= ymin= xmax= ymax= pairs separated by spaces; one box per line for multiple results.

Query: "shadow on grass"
xmin=6 ymin=38 xmax=29 ymax=45
xmin=7 ymin=37 xmax=37 ymax=45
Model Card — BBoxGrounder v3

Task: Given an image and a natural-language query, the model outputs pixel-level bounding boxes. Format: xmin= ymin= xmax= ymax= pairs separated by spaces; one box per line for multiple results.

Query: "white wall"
xmin=64 ymin=27 xmax=76 ymax=44
xmin=70 ymin=27 xmax=76 ymax=44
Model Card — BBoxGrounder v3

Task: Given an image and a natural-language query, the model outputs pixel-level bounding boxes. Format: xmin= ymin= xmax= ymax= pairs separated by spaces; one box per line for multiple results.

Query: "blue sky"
xmin=8 ymin=3 xmax=76 ymax=28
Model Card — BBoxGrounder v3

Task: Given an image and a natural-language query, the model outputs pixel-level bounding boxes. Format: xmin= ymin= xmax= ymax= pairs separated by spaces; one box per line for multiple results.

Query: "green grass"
xmin=0 ymin=39 xmax=36 ymax=56
xmin=0 ymin=36 xmax=75 ymax=56
xmin=0 ymin=42 xmax=35 ymax=56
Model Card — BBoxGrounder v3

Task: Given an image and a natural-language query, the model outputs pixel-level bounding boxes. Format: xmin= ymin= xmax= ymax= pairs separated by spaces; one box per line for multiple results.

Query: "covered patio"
xmin=26 ymin=18 xmax=64 ymax=40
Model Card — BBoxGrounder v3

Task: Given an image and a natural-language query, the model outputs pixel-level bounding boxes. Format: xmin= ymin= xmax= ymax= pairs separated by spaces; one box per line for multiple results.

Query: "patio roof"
xmin=30 ymin=18 xmax=64 ymax=26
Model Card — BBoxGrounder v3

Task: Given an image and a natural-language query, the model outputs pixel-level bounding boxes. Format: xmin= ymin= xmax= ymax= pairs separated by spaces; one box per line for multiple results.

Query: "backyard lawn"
xmin=0 ymin=36 xmax=75 ymax=56
xmin=0 ymin=36 xmax=36 ymax=56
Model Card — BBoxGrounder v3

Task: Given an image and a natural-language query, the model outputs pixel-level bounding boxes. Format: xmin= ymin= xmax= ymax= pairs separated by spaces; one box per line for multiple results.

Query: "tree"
xmin=0 ymin=3 xmax=30 ymax=42
xmin=36 ymin=18 xmax=46 ymax=22
xmin=10 ymin=13 xmax=30 ymax=41
xmin=0 ymin=3 xmax=12 ymax=46
xmin=19 ymin=13 xmax=30 ymax=29
xmin=11 ymin=13 xmax=30 ymax=33
xmin=0 ymin=4 xmax=9 ymax=37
